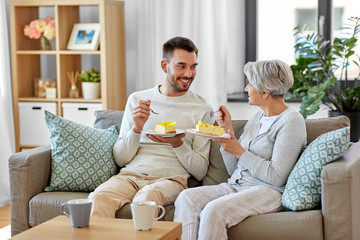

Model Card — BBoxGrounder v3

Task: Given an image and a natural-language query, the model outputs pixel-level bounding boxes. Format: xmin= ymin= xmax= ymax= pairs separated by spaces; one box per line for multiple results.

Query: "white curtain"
xmin=124 ymin=0 xmax=245 ymax=108
xmin=0 ymin=0 xmax=14 ymax=207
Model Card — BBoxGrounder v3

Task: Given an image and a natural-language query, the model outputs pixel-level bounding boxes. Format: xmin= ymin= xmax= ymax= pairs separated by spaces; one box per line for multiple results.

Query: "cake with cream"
xmin=196 ymin=120 xmax=224 ymax=136
xmin=155 ymin=121 xmax=177 ymax=134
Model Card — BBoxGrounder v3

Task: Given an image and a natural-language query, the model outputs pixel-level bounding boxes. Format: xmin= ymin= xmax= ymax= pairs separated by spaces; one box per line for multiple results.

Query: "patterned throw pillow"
xmin=282 ymin=126 xmax=350 ymax=211
xmin=44 ymin=111 xmax=118 ymax=192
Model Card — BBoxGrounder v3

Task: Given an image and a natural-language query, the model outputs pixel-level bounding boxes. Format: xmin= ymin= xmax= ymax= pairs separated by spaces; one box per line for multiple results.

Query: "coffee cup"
xmin=130 ymin=201 xmax=165 ymax=230
xmin=61 ymin=199 xmax=92 ymax=228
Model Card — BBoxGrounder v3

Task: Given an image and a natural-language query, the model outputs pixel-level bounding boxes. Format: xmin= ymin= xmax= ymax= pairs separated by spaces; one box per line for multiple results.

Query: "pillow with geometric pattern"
xmin=282 ymin=126 xmax=350 ymax=211
xmin=44 ymin=110 xmax=118 ymax=192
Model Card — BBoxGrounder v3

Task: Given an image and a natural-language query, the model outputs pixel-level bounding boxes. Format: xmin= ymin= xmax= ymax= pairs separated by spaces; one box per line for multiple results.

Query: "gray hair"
xmin=244 ymin=60 xmax=294 ymax=96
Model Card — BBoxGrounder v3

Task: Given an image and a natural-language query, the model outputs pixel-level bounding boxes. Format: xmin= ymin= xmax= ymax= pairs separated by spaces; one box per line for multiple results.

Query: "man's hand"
xmin=132 ymin=100 xmax=151 ymax=133
xmin=146 ymin=133 xmax=186 ymax=148
xmin=212 ymin=130 xmax=245 ymax=159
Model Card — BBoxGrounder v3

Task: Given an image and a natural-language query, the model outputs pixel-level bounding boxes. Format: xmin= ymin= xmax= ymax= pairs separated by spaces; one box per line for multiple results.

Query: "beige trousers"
xmin=88 ymin=171 xmax=188 ymax=218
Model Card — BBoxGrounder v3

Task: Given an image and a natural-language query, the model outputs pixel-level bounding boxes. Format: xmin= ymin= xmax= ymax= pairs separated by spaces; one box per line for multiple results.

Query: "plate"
xmin=142 ymin=129 xmax=185 ymax=137
xmin=185 ymin=129 xmax=230 ymax=139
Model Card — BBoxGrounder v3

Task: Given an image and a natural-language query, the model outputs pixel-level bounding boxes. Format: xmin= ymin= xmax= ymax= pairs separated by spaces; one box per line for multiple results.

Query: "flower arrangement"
xmin=24 ymin=16 xmax=56 ymax=40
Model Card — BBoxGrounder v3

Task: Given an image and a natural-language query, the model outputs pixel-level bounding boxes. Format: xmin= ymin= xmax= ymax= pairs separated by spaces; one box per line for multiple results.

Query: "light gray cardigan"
xmin=222 ymin=108 xmax=307 ymax=192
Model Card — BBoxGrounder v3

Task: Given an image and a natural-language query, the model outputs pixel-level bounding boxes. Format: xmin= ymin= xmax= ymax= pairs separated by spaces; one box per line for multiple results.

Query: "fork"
xmin=210 ymin=110 xmax=220 ymax=118
xmin=149 ymin=107 xmax=159 ymax=115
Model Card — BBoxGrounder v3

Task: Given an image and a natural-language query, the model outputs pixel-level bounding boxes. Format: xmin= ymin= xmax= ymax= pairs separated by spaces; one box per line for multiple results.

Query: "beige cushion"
xmin=115 ymin=203 xmax=175 ymax=221
xmin=305 ymin=115 xmax=350 ymax=144
xmin=227 ymin=210 xmax=323 ymax=240
xmin=29 ymin=192 xmax=89 ymax=227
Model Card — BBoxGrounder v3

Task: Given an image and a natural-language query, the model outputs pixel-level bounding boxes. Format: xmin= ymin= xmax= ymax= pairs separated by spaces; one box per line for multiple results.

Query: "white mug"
xmin=130 ymin=201 xmax=165 ymax=230
xmin=61 ymin=199 xmax=92 ymax=228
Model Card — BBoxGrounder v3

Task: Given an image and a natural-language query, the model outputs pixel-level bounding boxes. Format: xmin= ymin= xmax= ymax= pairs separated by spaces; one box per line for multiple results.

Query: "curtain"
xmin=0 ymin=0 xmax=14 ymax=207
xmin=124 ymin=0 xmax=245 ymax=108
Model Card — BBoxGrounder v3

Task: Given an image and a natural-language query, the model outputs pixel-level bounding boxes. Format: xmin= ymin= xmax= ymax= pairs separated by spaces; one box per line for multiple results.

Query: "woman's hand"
xmin=212 ymin=130 xmax=245 ymax=159
xmin=216 ymin=105 xmax=233 ymax=133
xmin=132 ymin=100 xmax=151 ymax=133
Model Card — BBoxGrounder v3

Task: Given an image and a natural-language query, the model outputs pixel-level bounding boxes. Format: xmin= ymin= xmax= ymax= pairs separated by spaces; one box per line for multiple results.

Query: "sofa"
xmin=8 ymin=110 xmax=360 ymax=239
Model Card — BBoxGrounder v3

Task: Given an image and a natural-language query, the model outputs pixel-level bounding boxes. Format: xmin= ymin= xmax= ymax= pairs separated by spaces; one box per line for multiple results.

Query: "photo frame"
xmin=67 ymin=23 xmax=100 ymax=50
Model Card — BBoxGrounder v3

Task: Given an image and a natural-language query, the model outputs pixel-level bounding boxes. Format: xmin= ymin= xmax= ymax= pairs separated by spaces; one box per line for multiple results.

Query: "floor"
xmin=0 ymin=205 xmax=11 ymax=240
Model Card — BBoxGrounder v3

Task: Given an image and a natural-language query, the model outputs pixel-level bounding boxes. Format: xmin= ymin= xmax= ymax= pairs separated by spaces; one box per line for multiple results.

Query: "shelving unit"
xmin=10 ymin=0 xmax=127 ymax=151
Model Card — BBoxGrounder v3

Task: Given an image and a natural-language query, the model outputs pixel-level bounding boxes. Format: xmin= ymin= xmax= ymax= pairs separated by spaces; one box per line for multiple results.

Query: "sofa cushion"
xmin=282 ymin=126 xmax=350 ymax=211
xmin=93 ymin=110 xmax=124 ymax=132
xmin=44 ymin=111 xmax=118 ymax=192
xmin=203 ymin=120 xmax=247 ymax=185
xmin=227 ymin=210 xmax=323 ymax=240
xmin=114 ymin=203 xmax=175 ymax=221
xmin=29 ymin=192 xmax=89 ymax=227
xmin=305 ymin=115 xmax=350 ymax=144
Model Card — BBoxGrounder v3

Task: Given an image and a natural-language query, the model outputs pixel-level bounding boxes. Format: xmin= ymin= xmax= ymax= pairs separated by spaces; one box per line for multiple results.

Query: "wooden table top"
xmin=10 ymin=216 xmax=182 ymax=240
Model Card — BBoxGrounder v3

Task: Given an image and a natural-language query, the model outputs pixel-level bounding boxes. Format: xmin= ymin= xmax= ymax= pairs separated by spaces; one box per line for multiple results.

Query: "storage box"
xmin=18 ymin=102 xmax=57 ymax=146
xmin=62 ymin=103 xmax=103 ymax=127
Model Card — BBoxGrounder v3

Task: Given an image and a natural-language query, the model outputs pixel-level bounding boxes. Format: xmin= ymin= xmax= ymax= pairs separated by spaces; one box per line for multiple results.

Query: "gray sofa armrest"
xmin=321 ymin=142 xmax=360 ymax=240
xmin=8 ymin=145 xmax=51 ymax=236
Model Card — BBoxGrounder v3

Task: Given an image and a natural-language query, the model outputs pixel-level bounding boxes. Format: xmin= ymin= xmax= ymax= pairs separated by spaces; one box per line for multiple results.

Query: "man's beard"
xmin=167 ymin=77 xmax=193 ymax=92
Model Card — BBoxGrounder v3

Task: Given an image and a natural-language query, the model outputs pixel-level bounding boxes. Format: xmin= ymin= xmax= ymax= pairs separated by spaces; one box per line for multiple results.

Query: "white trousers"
xmin=174 ymin=183 xmax=283 ymax=240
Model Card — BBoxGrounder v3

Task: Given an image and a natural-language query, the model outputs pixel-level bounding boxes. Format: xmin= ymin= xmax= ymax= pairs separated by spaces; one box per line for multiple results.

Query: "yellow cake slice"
xmin=196 ymin=120 xmax=224 ymax=136
xmin=155 ymin=121 xmax=177 ymax=134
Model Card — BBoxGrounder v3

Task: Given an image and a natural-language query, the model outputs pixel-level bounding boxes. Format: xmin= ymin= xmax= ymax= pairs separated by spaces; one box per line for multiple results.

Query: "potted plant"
xmin=287 ymin=17 xmax=360 ymax=142
xmin=79 ymin=68 xmax=101 ymax=99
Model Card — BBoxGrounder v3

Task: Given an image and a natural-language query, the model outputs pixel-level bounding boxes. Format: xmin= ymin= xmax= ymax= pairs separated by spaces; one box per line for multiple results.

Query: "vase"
xmin=82 ymin=82 xmax=101 ymax=99
xmin=69 ymin=85 xmax=80 ymax=98
xmin=40 ymin=36 xmax=51 ymax=50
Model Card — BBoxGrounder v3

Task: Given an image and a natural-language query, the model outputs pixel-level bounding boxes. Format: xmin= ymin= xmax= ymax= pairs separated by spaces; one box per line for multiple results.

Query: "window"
xmin=257 ymin=0 xmax=318 ymax=65
xmin=333 ymin=0 xmax=360 ymax=79
xmin=228 ymin=0 xmax=359 ymax=101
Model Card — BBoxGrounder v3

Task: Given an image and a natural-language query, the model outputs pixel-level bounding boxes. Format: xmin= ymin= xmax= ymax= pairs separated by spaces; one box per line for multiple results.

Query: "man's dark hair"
xmin=162 ymin=36 xmax=198 ymax=60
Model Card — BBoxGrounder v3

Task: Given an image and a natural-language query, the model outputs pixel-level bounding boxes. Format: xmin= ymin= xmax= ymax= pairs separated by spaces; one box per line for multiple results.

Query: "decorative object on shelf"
xmin=67 ymin=23 xmax=100 ymax=50
xmin=34 ymin=78 xmax=56 ymax=98
xmin=46 ymin=87 xmax=57 ymax=99
xmin=67 ymin=71 xmax=80 ymax=98
xmin=286 ymin=17 xmax=360 ymax=142
xmin=79 ymin=68 xmax=101 ymax=99
xmin=40 ymin=36 xmax=51 ymax=50
xmin=23 ymin=16 xmax=56 ymax=50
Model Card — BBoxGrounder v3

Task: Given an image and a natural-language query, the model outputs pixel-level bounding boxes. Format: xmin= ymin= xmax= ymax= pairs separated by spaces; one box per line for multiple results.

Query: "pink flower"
xmin=28 ymin=27 xmax=41 ymax=39
xmin=43 ymin=16 xmax=53 ymax=24
xmin=49 ymin=20 xmax=55 ymax=27
xmin=29 ymin=20 xmax=37 ymax=29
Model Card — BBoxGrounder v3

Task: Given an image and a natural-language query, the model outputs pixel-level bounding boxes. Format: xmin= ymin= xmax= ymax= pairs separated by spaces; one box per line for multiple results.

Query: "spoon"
xmin=149 ymin=107 xmax=159 ymax=114
xmin=210 ymin=110 xmax=220 ymax=118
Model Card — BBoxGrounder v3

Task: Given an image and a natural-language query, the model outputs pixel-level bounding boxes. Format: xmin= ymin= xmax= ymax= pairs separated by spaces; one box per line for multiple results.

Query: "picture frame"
xmin=67 ymin=23 xmax=100 ymax=50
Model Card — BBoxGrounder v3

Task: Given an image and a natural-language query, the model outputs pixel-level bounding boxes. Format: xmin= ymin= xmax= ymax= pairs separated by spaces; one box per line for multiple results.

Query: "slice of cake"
xmin=196 ymin=120 xmax=224 ymax=136
xmin=155 ymin=121 xmax=177 ymax=134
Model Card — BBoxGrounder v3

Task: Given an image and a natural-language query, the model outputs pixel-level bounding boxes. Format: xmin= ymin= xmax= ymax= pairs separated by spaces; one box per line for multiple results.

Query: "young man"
xmin=89 ymin=36 xmax=214 ymax=217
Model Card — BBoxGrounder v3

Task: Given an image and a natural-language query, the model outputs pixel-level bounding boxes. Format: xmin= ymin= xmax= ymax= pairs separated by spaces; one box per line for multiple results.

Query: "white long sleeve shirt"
xmin=113 ymin=86 xmax=214 ymax=181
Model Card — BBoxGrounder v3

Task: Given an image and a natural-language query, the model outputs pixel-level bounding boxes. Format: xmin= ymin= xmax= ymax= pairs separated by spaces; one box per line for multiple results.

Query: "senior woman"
xmin=174 ymin=60 xmax=307 ymax=240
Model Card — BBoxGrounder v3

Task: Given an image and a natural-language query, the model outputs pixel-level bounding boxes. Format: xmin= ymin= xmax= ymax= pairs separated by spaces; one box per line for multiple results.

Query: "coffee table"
xmin=10 ymin=216 xmax=182 ymax=240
